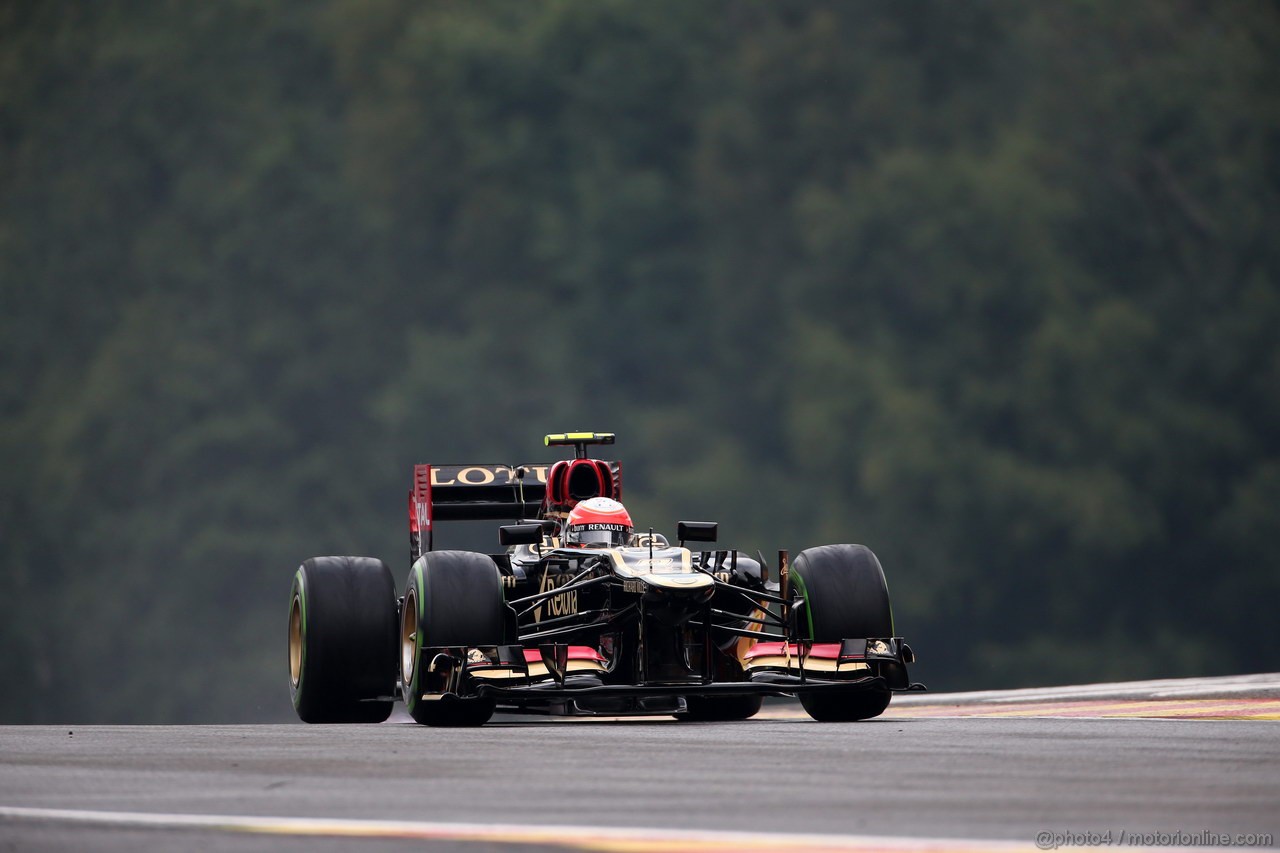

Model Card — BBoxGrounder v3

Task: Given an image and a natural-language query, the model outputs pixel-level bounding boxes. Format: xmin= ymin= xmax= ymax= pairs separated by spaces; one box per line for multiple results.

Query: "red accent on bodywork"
xmin=542 ymin=459 xmax=624 ymax=515
xmin=744 ymin=642 xmax=845 ymax=660
xmin=544 ymin=461 xmax=567 ymax=510
xmin=412 ymin=464 xmax=433 ymax=533
xmin=593 ymin=460 xmax=613 ymax=499
xmin=522 ymin=647 xmax=607 ymax=663
xmin=545 ymin=459 xmax=610 ymax=510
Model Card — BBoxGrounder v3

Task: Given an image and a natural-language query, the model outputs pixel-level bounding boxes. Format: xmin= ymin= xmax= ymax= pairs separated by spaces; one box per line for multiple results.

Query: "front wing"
xmin=407 ymin=638 xmax=924 ymax=709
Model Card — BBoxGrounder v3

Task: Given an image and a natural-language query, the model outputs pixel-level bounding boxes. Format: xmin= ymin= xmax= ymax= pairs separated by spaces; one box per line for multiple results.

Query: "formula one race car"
xmin=287 ymin=432 xmax=922 ymax=725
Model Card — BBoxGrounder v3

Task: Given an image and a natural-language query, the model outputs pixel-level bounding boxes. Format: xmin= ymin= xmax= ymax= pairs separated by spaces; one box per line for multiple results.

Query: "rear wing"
xmin=409 ymin=460 xmax=622 ymax=558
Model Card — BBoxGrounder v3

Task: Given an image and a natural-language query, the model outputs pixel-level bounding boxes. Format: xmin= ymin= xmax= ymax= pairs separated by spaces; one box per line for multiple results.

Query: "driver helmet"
xmin=564 ymin=497 xmax=633 ymax=548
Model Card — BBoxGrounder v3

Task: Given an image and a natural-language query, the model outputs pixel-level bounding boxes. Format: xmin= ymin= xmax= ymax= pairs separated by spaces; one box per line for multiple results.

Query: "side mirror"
xmin=676 ymin=521 xmax=717 ymax=545
xmin=499 ymin=523 xmax=545 ymax=547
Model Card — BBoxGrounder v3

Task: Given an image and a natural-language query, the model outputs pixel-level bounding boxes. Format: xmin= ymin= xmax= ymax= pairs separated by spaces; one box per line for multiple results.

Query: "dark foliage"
xmin=2 ymin=0 xmax=1277 ymax=722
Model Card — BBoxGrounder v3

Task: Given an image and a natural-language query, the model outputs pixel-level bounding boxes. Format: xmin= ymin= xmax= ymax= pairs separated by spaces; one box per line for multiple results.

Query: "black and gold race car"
xmin=287 ymin=432 xmax=922 ymax=726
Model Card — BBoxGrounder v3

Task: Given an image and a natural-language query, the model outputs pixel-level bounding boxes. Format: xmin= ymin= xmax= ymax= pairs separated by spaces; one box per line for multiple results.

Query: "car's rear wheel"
xmin=791 ymin=544 xmax=894 ymax=722
xmin=289 ymin=556 xmax=397 ymax=723
xmin=401 ymin=550 xmax=504 ymax=727
xmin=678 ymin=694 xmax=763 ymax=722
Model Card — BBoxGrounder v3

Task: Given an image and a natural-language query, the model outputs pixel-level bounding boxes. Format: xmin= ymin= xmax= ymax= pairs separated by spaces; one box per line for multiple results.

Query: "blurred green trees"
xmin=1 ymin=0 xmax=1276 ymax=722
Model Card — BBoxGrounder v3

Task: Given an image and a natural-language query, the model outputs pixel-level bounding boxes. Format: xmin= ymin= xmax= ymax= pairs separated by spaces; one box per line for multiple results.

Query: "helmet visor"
xmin=569 ymin=523 xmax=629 ymax=547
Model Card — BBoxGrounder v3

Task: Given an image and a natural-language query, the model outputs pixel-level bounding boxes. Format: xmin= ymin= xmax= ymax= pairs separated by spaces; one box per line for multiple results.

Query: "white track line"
xmin=2 ymin=805 xmax=1265 ymax=852
xmin=0 ymin=805 xmax=1047 ymax=852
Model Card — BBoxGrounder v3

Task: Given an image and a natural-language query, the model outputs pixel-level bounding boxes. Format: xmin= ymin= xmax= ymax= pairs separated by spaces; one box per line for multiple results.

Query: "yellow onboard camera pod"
xmin=545 ymin=432 xmax=616 ymax=459
xmin=544 ymin=432 xmax=616 ymax=446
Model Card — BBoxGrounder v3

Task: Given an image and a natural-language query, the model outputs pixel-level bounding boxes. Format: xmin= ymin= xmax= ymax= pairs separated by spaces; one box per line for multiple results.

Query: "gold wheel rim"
xmin=401 ymin=588 xmax=418 ymax=687
xmin=288 ymin=595 xmax=303 ymax=689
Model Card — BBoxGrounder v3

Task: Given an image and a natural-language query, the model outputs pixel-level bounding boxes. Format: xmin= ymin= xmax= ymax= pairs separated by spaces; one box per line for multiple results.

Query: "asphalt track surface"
xmin=2 ymin=675 xmax=1278 ymax=852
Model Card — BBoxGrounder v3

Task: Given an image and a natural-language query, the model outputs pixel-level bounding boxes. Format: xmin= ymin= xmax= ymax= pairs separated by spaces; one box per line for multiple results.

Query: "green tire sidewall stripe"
xmin=414 ymin=559 xmax=425 ymax=620
xmin=789 ymin=566 xmax=815 ymax=640
xmin=408 ymin=559 xmax=426 ymax=705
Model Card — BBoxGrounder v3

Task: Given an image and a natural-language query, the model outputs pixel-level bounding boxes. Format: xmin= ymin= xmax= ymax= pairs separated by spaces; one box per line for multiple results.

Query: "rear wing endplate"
xmin=410 ymin=464 xmax=550 ymax=557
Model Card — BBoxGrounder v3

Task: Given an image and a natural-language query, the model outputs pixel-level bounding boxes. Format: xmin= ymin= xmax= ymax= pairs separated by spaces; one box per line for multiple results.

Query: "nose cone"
xmin=642 ymin=574 xmax=714 ymax=626
xmin=642 ymin=573 xmax=714 ymax=592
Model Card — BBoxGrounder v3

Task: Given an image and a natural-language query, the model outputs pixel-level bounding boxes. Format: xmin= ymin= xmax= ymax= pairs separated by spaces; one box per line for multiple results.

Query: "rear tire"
xmin=678 ymin=694 xmax=763 ymax=722
xmin=401 ymin=551 xmax=504 ymax=727
xmin=288 ymin=556 xmax=397 ymax=723
xmin=791 ymin=544 xmax=894 ymax=722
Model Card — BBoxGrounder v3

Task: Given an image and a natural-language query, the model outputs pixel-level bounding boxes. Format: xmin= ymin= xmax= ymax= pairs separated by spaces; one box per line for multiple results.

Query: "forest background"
xmin=2 ymin=1 xmax=1277 ymax=723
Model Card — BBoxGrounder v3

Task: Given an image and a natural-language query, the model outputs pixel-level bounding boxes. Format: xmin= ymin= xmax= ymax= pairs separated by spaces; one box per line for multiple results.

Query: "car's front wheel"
xmin=791 ymin=544 xmax=894 ymax=722
xmin=401 ymin=550 xmax=505 ymax=727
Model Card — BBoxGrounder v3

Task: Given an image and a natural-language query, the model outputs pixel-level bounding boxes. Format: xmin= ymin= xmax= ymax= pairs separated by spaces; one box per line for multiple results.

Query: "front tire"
xmin=791 ymin=544 xmax=894 ymax=722
xmin=401 ymin=551 xmax=504 ymax=727
xmin=288 ymin=556 xmax=397 ymax=723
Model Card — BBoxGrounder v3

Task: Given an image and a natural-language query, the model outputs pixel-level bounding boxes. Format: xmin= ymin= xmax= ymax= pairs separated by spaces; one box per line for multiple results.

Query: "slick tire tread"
xmin=289 ymin=556 xmax=397 ymax=724
xmin=402 ymin=550 xmax=504 ymax=727
xmin=792 ymin=544 xmax=894 ymax=722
